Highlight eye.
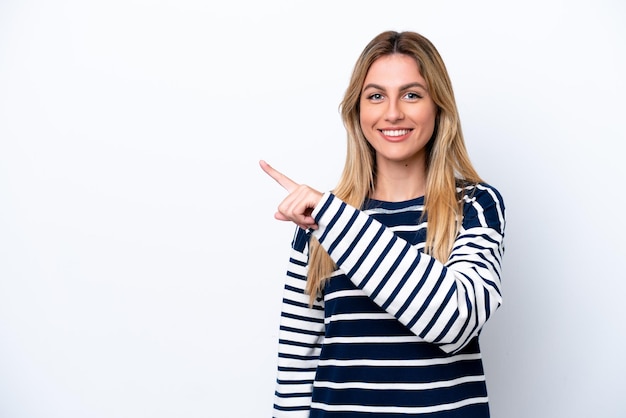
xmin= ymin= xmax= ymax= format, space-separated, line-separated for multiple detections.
xmin=367 ymin=93 xmax=384 ymax=102
xmin=404 ymin=92 xmax=423 ymax=100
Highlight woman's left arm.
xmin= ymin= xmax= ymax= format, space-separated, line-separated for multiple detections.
xmin=311 ymin=185 xmax=505 ymax=354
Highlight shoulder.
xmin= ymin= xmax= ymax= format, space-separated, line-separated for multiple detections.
xmin=458 ymin=182 xmax=505 ymax=208
xmin=458 ymin=182 xmax=506 ymax=234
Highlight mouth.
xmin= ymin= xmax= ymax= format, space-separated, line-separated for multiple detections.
xmin=379 ymin=129 xmax=412 ymax=140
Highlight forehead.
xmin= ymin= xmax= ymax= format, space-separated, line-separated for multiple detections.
xmin=363 ymin=54 xmax=425 ymax=87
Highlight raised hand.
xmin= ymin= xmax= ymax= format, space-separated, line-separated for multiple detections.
xmin=259 ymin=160 xmax=323 ymax=230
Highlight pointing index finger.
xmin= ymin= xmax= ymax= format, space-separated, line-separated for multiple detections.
xmin=259 ymin=160 xmax=299 ymax=193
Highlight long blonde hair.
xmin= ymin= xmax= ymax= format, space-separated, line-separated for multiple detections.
xmin=306 ymin=31 xmax=482 ymax=304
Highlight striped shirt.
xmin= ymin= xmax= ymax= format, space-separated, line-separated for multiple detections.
xmin=273 ymin=183 xmax=505 ymax=417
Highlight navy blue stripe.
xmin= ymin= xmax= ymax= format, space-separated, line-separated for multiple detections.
xmin=314 ymin=358 xmax=485 ymax=384
xmin=370 ymin=242 xmax=409 ymax=300
xmin=359 ymin=234 xmax=398 ymax=289
xmin=284 ymin=284 xmax=305 ymax=294
xmin=314 ymin=194 xmax=335 ymax=223
xmin=280 ymin=325 xmax=323 ymax=337
xmin=434 ymin=309 xmax=460 ymax=343
xmin=404 ymin=260 xmax=444 ymax=327
xmin=327 ymin=210 xmax=359 ymax=256
xmin=308 ymin=403 xmax=489 ymax=418
xmin=310 ymin=380 xmax=488 ymax=408
xmin=419 ymin=284 xmax=456 ymax=338
xmin=278 ymin=352 xmax=321 ymax=361
xmin=286 ymin=270 xmax=306 ymax=281
xmin=289 ymin=256 xmax=308 ymax=268
xmin=274 ymin=404 xmax=310 ymax=412
xmin=336 ymin=216 xmax=374 ymax=266
xmin=274 ymin=390 xmax=314 ymax=398
xmin=445 ymin=280 xmax=474 ymax=346
xmin=278 ymin=339 xmax=322 ymax=349
xmin=282 ymin=311 xmax=324 ymax=324
xmin=319 ymin=339 xmax=481 ymax=360
xmin=348 ymin=224 xmax=386 ymax=278
xmin=316 ymin=198 xmax=345 ymax=244
xmin=381 ymin=253 xmax=422 ymax=311
xmin=282 ymin=297 xmax=315 ymax=310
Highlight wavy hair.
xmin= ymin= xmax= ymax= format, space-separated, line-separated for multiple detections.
xmin=306 ymin=31 xmax=482 ymax=304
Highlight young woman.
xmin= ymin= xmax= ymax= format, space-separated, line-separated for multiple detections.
xmin=261 ymin=30 xmax=505 ymax=418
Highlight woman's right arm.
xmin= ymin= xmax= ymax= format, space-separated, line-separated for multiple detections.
xmin=273 ymin=227 xmax=325 ymax=417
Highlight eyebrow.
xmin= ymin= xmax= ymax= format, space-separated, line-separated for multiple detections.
xmin=362 ymin=82 xmax=428 ymax=92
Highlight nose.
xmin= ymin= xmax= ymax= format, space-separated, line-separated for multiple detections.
xmin=384 ymin=99 xmax=404 ymax=122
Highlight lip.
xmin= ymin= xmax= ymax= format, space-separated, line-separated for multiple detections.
xmin=378 ymin=128 xmax=413 ymax=142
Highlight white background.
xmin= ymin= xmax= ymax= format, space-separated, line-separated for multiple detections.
xmin=1 ymin=1 xmax=625 ymax=417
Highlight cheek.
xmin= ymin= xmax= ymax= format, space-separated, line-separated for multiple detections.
xmin=358 ymin=113 xmax=370 ymax=135
xmin=359 ymin=114 xmax=377 ymax=143
xmin=428 ymin=114 xmax=437 ymax=131
xmin=422 ymin=106 xmax=438 ymax=131
xmin=359 ymin=106 xmax=376 ymax=131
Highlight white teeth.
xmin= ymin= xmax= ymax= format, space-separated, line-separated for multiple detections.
xmin=381 ymin=129 xmax=410 ymax=137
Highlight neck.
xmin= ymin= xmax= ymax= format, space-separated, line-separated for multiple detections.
xmin=370 ymin=158 xmax=427 ymax=202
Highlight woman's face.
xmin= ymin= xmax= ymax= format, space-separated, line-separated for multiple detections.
xmin=359 ymin=54 xmax=437 ymax=168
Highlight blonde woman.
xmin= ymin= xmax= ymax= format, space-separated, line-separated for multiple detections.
xmin=261 ymin=30 xmax=505 ymax=417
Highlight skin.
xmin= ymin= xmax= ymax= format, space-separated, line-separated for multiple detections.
xmin=360 ymin=54 xmax=437 ymax=201
xmin=261 ymin=53 xmax=437 ymax=229
xmin=259 ymin=159 xmax=321 ymax=231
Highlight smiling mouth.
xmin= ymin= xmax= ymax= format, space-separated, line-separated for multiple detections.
xmin=380 ymin=129 xmax=412 ymax=137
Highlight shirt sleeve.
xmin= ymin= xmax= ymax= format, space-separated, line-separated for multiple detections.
xmin=273 ymin=227 xmax=325 ymax=416
xmin=310 ymin=185 xmax=505 ymax=354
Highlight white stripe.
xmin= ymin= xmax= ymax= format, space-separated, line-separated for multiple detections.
xmin=324 ymin=289 xmax=365 ymax=301
xmin=317 ymin=196 xmax=359 ymax=249
xmin=368 ymin=250 xmax=419 ymax=307
xmin=284 ymin=274 xmax=307 ymax=291
xmin=317 ymin=353 xmax=481 ymax=367
xmin=281 ymin=302 xmax=324 ymax=321
xmin=279 ymin=330 xmax=323 ymax=345
xmin=325 ymin=312 xmax=393 ymax=323
xmin=397 ymin=262 xmax=452 ymax=330
xmin=275 ymin=395 xmax=315 ymax=408
xmin=282 ymin=289 xmax=313 ymax=307
xmin=277 ymin=343 xmax=322 ymax=357
xmin=331 ymin=223 xmax=383 ymax=285
xmin=277 ymin=357 xmax=320 ymax=369
xmin=276 ymin=372 xmax=317 ymax=386
xmin=364 ymin=204 xmax=424 ymax=215
xmin=275 ymin=383 xmax=314 ymax=395
xmin=314 ymin=374 xmax=485 ymax=390
xmin=389 ymin=223 xmax=427 ymax=233
xmin=281 ymin=316 xmax=323 ymax=332
xmin=478 ymin=183 xmax=505 ymax=233
xmin=350 ymin=228 xmax=396 ymax=282
xmin=311 ymin=396 xmax=489 ymax=413
xmin=322 ymin=335 xmax=422 ymax=344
